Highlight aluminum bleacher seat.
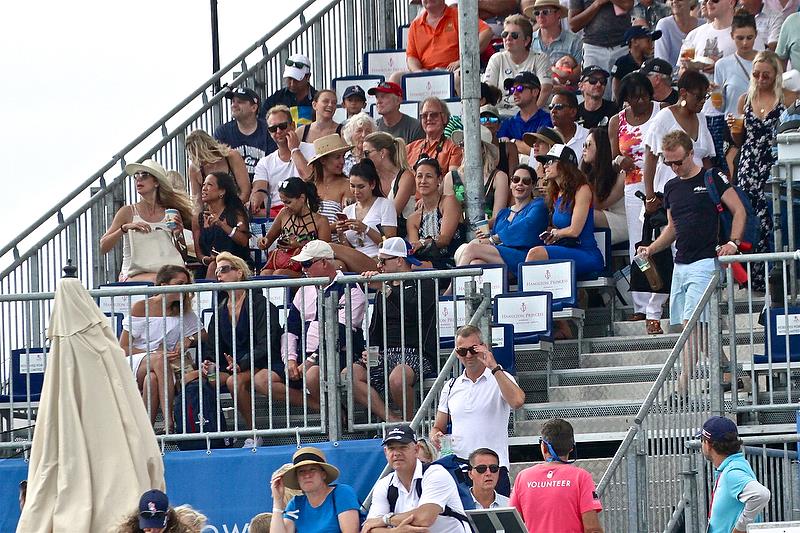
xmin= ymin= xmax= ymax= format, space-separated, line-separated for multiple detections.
xmin=576 ymin=228 xmax=616 ymax=332
xmin=105 ymin=312 xmax=124 ymax=337
xmin=363 ymin=49 xmax=407 ymax=80
xmin=401 ymin=71 xmax=455 ymax=102
xmin=332 ymin=75 xmax=385 ymax=108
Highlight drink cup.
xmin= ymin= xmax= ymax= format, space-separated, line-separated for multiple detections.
xmin=730 ymin=116 xmax=744 ymax=134
xmin=475 ymin=218 xmax=490 ymax=238
xmin=710 ymin=91 xmax=723 ymax=110
xmin=165 ymin=208 xmax=179 ymax=230
xmin=440 ymin=434 xmax=454 ymax=455
xmin=681 ymin=47 xmax=695 ymax=61
xmin=633 ymin=254 xmax=651 ymax=272
xmin=367 ymin=346 xmax=380 ymax=368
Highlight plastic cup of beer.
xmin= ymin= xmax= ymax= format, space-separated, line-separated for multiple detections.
xmin=367 ymin=346 xmax=380 ymax=368
xmin=710 ymin=91 xmax=723 ymax=110
xmin=681 ymin=47 xmax=696 ymax=61
xmin=730 ymin=115 xmax=744 ymax=134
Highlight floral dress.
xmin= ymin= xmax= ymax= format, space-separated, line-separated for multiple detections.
xmin=735 ymin=102 xmax=784 ymax=291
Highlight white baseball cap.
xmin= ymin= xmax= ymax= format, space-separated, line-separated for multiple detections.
xmin=378 ymin=237 xmax=422 ymax=266
xmin=284 ymin=53 xmax=311 ymax=81
xmin=293 ymin=240 xmax=334 ymax=263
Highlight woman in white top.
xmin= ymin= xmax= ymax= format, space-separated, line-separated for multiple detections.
xmin=654 ymin=0 xmax=701 ymax=68
xmin=363 ymin=132 xmax=416 ymax=238
xmin=483 ymin=14 xmax=553 ymax=113
xmin=581 ymin=128 xmax=627 ymax=245
xmin=341 ymin=112 xmax=375 ymax=176
xmin=118 ymin=265 xmax=202 ymax=433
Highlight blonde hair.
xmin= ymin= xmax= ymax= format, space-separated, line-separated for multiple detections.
xmin=186 ymin=129 xmax=231 ymax=165
xmin=746 ymin=50 xmax=784 ymax=109
xmin=364 ymin=131 xmax=411 ymax=171
xmin=215 ymin=251 xmax=252 ymax=279
xmin=342 ymin=112 xmax=376 ymax=144
xmin=249 ymin=512 xmax=273 ymax=533
xmin=173 ymin=505 xmax=207 ymax=532
xmin=166 ymin=170 xmax=186 ymax=191
xmin=267 ymin=104 xmax=293 ymax=123
xmin=661 ymin=130 xmax=694 ymax=154
xmin=503 ymin=14 xmax=534 ymax=49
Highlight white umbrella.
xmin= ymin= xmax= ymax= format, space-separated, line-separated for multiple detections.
xmin=17 ymin=275 xmax=165 ymax=533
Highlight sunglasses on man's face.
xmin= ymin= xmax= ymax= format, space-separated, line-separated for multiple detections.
xmin=549 ymin=103 xmax=567 ymax=111
xmin=471 ymin=464 xmax=500 ymax=474
xmin=285 ymin=59 xmax=310 ymax=69
xmin=455 ymin=345 xmax=480 ymax=357
xmin=501 ymin=31 xmax=520 ymax=39
xmin=300 ymin=259 xmax=320 ymax=269
xmin=533 ymin=8 xmax=556 ymax=16
xmin=511 ymin=175 xmax=533 ymax=185
xmin=509 ymin=84 xmax=534 ymax=94
xmin=268 ymin=121 xmax=289 ymax=133
xmin=584 ymin=77 xmax=607 ymax=86
xmin=480 ymin=115 xmax=500 ymax=124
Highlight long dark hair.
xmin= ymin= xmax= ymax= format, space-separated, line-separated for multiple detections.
xmin=349 ymin=159 xmax=385 ymax=197
xmin=580 ymin=128 xmax=616 ymax=203
xmin=198 ymin=171 xmax=248 ymax=227
xmin=279 ymin=176 xmax=321 ymax=212
xmin=155 ymin=265 xmax=194 ymax=313
xmin=549 ymin=160 xmax=589 ymax=212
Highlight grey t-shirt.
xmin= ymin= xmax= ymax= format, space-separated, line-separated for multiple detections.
xmin=569 ymin=0 xmax=631 ymax=47
xmin=376 ymin=114 xmax=425 ymax=144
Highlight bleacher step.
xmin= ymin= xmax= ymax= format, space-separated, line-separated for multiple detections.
xmin=515 ymin=415 xmax=636 ymax=437
xmin=548 ymin=381 xmax=653 ymax=403
xmin=613 ymin=318 xmax=675 ymax=336
xmin=580 ymin=349 xmax=672 ymax=368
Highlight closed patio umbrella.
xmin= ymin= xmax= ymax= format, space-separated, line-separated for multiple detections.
xmin=17 ymin=273 xmax=165 ymax=532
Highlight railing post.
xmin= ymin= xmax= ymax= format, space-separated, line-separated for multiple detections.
xmin=682 ymin=453 xmax=700 ymax=533
xmin=634 ymin=431 xmax=649 ymax=531
xmin=708 ymin=277 xmax=724 ymax=416
xmin=625 ymin=434 xmax=642 ymax=533
xmin=771 ymin=165 xmax=783 ymax=252
xmin=344 ymin=0 xmax=357 ymax=74
xmin=311 ymin=20 xmax=325 ymax=93
xmin=362 ymin=1 xmax=377 ymax=53
xmin=323 ymin=291 xmax=342 ymax=442
xmin=479 ymin=282 xmax=492 ymax=342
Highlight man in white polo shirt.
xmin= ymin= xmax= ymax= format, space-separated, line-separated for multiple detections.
xmin=430 ymin=325 xmax=525 ymax=497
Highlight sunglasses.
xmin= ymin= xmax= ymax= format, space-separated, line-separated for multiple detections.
xmin=471 ymin=464 xmax=500 ymax=474
xmin=215 ymin=264 xmax=238 ymax=276
xmin=549 ymin=103 xmax=567 ymax=111
xmin=511 ymin=175 xmax=533 ymax=185
xmin=300 ymin=259 xmax=322 ymax=269
xmin=543 ymin=159 xmax=557 ymax=167
xmin=455 ymin=345 xmax=480 ymax=357
xmin=419 ymin=111 xmax=442 ymax=120
xmin=376 ymin=256 xmax=400 ymax=267
xmin=509 ymin=84 xmax=534 ymax=94
xmin=501 ymin=31 xmax=520 ymax=39
xmin=268 ymin=121 xmax=289 ymax=133
xmin=533 ymin=8 xmax=556 ymax=16
xmin=584 ymin=77 xmax=607 ymax=86
xmin=480 ymin=116 xmax=500 ymax=124
xmin=285 ymin=59 xmax=310 ymax=69
xmin=139 ymin=511 xmax=166 ymax=519
xmin=663 ymin=155 xmax=688 ymax=167
xmin=133 ymin=171 xmax=153 ymax=180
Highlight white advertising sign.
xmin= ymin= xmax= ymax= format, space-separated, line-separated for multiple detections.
xmin=454 ymin=267 xmax=504 ymax=297
xmin=19 ymin=352 xmax=45 ymax=374
xmin=775 ymin=314 xmax=800 ymax=335
xmin=364 ymin=51 xmax=408 ymax=80
xmin=438 ymin=299 xmax=467 ymax=339
xmin=403 ymin=73 xmax=453 ymax=102
xmin=495 ymin=296 xmax=548 ymax=333
xmin=521 ymin=262 xmax=572 ymax=300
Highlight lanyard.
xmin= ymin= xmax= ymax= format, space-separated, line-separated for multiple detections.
xmin=706 ymin=472 xmax=722 ymax=532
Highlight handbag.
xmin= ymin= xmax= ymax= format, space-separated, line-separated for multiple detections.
xmin=127 ymin=227 xmax=185 ymax=276
xmin=630 ymin=210 xmax=673 ymax=294
xmin=265 ymin=246 xmax=303 ymax=272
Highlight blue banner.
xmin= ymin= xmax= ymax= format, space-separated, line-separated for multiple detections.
xmin=0 ymin=439 xmax=387 ymax=532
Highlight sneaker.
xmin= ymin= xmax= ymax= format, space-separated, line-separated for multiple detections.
xmin=242 ymin=436 xmax=263 ymax=448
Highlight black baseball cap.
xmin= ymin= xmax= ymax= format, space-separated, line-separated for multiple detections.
xmin=225 ymin=87 xmax=259 ymax=105
xmin=641 ymin=58 xmax=673 ymax=77
xmin=624 ymin=26 xmax=662 ymax=45
xmin=580 ymin=65 xmax=610 ymax=81
xmin=504 ymin=71 xmax=542 ymax=90
xmin=382 ymin=424 xmax=417 ymax=445
xmin=535 ymin=144 xmax=579 ymax=167
xmin=343 ymin=85 xmax=366 ymax=101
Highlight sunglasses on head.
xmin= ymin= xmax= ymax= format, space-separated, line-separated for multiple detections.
xmin=509 ymin=84 xmax=534 ymax=94
xmin=268 ymin=121 xmax=289 ymax=133
xmin=511 ymin=174 xmax=533 ymax=185
xmin=471 ymin=464 xmax=500 ymax=474
xmin=501 ymin=31 xmax=520 ymax=39
xmin=533 ymin=8 xmax=556 ymax=16
xmin=215 ymin=264 xmax=238 ymax=276
xmin=480 ymin=115 xmax=500 ymax=124
xmin=285 ymin=59 xmax=310 ymax=69
xmin=455 ymin=345 xmax=479 ymax=357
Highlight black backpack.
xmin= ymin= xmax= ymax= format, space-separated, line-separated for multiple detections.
xmin=173 ymin=379 xmax=229 ymax=450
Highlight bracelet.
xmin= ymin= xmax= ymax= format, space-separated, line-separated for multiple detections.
xmin=229 ymin=226 xmax=237 ymax=237
xmin=272 ymin=507 xmax=285 ymax=513
xmin=290 ymin=148 xmax=301 ymax=155
xmin=645 ymin=196 xmax=657 ymax=204
xmin=256 ymin=188 xmax=269 ymax=195
xmin=202 ymin=256 xmax=210 ymax=266
xmin=121 ymin=225 xmax=128 ymax=234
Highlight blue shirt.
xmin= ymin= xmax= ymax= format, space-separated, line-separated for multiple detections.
xmin=708 ymin=453 xmax=761 ymax=533
xmin=284 ymin=484 xmax=360 ymax=533
xmin=497 ymin=108 xmax=553 ymax=141
xmin=531 ymin=29 xmax=584 ymax=66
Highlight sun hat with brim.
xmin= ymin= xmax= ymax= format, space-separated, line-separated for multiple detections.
xmin=281 ymin=447 xmax=340 ymax=490
xmin=379 ymin=237 xmax=422 ymax=266
xmin=292 ymin=240 xmax=335 ymax=263
xmin=307 ymin=134 xmax=353 ymax=165
xmin=523 ymin=126 xmax=564 ymax=148
xmin=449 ymin=127 xmax=499 ymax=162
xmin=523 ymin=0 xmax=567 ymax=18
xmin=535 ymin=143 xmax=579 ymax=167
xmin=125 ymin=159 xmax=169 ymax=185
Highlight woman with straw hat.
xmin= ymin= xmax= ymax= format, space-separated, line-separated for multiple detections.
xmin=270 ymin=447 xmax=360 ymax=533
xmin=307 ymin=134 xmax=354 ymax=233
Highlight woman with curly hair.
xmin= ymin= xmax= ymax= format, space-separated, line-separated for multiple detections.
xmin=186 ymin=129 xmax=250 ymax=208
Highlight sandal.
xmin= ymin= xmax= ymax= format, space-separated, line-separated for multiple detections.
xmin=627 ymin=312 xmax=646 ymax=321
xmin=646 ymin=319 xmax=664 ymax=335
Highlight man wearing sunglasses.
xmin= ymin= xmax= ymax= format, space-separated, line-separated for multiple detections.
xmin=498 ymin=71 xmax=553 ymax=156
xmin=577 ymin=66 xmax=619 ymax=129
xmin=550 ymin=88 xmax=590 ymax=165
xmin=430 ymin=325 xmax=525 ymax=497
xmin=468 ymin=448 xmax=510 ymax=509
xmin=527 ymin=0 xmax=585 ymax=68
xmin=260 ymin=53 xmax=316 ymax=126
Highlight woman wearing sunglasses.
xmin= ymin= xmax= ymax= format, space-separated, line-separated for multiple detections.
xmin=296 ymin=89 xmax=343 ymax=145
xmin=480 ymin=104 xmax=519 ymax=175
xmin=483 ymin=14 xmax=553 ymax=115
xmin=186 ymin=129 xmax=250 ymax=210
xmin=456 ymin=164 xmax=547 ymax=272
xmin=405 ymin=97 xmax=463 ymax=174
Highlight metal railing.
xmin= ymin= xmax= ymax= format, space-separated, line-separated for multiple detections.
xmin=0 ymin=0 xmax=409 ymax=296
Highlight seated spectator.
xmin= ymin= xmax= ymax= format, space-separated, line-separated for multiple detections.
xmin=406 ymin=97 xmax=464 ymax=172
xmin=481 ymin=81 xmax=504 ymax=108
xmin=523 ymin=126 xmax=565 ymax=182
xmin=193 ymin=172 xmax=251 ymax=279
xmin=341 ymin=112 xmax=375 ymax=176
xmin=481 ymin=104 xmax=519 ymax=175
xmin=296 ymin=89 xmax=343 ymax=144
xmin=201 ymin=252 xmax=300 ymax=447
xmin=407 ymin=157 xmax=466 ymax=269
xmin=417 ymin=437 xmax=438 ymax=463
xmin=581 ymin=128 xmax=628 ymax=244
xmin=349 ymin=237 xmax=437 ymax=422
xmin=251 ymin=105 xmax=315 ymax=217
xmin=551 ymin=54 xmax=581 ymax=92
xmin=577 ymin=66 xmax=619 ymax=128
xmin=100 ymin=159 xmax=193 ymax=282
xmin=270 ymin=447 xmax=360 ymax=533
xmin=456 ymin=164 xmax=548 ymax=271
xmin=369 ymin=82 xmax=424 ymax=144
xmin=527 ymin=144 xmax=604 ymax=276
xmin=484 ymin=14 xmax=554 ymax=114
xmin=186 ymin=129 xmax=250 ymax=209
xmin=611 ymin=27 xmax=662 ymax=99
xmin=654 ymin=0 xmax=701 ymax=69
xmin=116 ymin=489 xmax=194 ymax=533
xmin=214 ymin=87 xmax=276 ymax=181
xmin=777 ymin=13 xmax=800 ymax=70
xmin=119 ymin=265 xmax=201 ymax=433
xmin=642 ymin=58 xmax=679 ymax=105
xmin=282 ymin=241 xmax=366 ymax=412
xmin=261 ymin=54 xmax=316 ymax=125
xmin=469 ymin=448 xmax=511 ymax=509
xmin=528 ymin=0 xmax=584 ymax=67
xmin=633 ymin=0 xmax=672 ymax=29
xmin=445 ymin=126 xmax=510 ymax=222
xmin=550 ymin=88 xmax=591 ymax=165
xmin=498 ymin=72 xmax=553 ymax=156
xmin=307 ymin=134 xmax=354 ymax=232
xmin=363 ymin=132 xmax=416 ymax=237
xmin=341 ymin=85 xmax=367 ymax=124
xmin=258 ymin=177 xmax=331 ymax=277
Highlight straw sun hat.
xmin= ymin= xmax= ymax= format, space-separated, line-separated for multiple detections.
xmin=307 ymin=134 xmax=353 ymax=165
xmin=281 ymin=446 xmax=341 ymax=490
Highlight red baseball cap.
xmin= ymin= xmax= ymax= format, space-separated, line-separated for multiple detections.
xmin=368 ymin=81 xmax=403 ymax=98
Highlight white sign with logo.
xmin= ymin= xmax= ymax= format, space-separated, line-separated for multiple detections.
xmin=454 ymin=267 xmax=505 ymax=297
xmin=775 ymin=314 xmax=800 ymax=335
xmin=98 ymin=293 xmax=147 ymax=316
xmin=438 ymin=299 xmax=467 ymax=339
xmin=490 ymin=326 xmax=506 ymax=348
xmin=364 ymin=50 xmax=408 ymax=79
xmin=19 ymin=352 xmax=45 ymax=374
xmin=520 ymin=262 xmax=572 ymax=300
xmin=495 ymin=296 xmax=548 ymax=333
xmin=403 ymin=73 xmax=453 ymax=102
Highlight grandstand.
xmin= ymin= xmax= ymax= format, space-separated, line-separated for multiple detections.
xmin=1 ymin=1 xmax=800 ymax=531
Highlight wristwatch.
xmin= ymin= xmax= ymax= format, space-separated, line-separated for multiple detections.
xmin=383 ymin=512 xmax=395 ymax=526
xmin=491 ymin=364 xmax=503 ymax=375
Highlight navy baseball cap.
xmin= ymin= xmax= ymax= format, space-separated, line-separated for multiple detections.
xmin=641 ymin=58 xmax=673 ymax=77
xmin=343 ymin=85 xmax=366 ymax=101
xmin=624 ymin=26 xmax=662 ymax=45
xmin=696 ymin=416 xmax=739 ymax=442
xmin=225 ymin=87 xmax=259 ymax=105
xmin=382 ymin=424 xmax=417 ymax=445
xmin=139 ymin=489 xmax=169 ymax=529
xmin=504 ymin=71 xmax=542 ymax=90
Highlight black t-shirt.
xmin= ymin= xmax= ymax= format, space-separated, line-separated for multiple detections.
xmin=213 ymin=119 xmax=276 ymax=181
xmin=663 ymin=168 xmax=731 ymax=264
xmin=611 ymin=53 xmax=641 ymax=80
xmin=657 ymin=88 xmax=680 ymax=106
xmin=578 ymin=99 xmax=619 ymax=128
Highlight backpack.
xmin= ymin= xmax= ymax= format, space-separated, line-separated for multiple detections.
xmin=704 ymin=169 xmax=759 ymax=248
xmin=173 ymin=379 xmax=229 ymax=450
xmin=387 ymin=456 xmax=476 ymax=529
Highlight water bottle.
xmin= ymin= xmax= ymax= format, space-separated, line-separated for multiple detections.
xmin=439 ymin=434 xmax=454 ymax=456
xmin=634 ymin=254 xmax=664 ymax=291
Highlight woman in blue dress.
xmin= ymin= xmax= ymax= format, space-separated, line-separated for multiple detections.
xmin=526 ymin=144 xmax=604 ymax=276
xmin=456 ymin=164 xmax=548 ymax=270
xmin=270 ymin=446 xmax=360 ymax=533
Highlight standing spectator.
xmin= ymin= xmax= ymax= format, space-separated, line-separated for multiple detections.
xmin=510 ymin=419 xmax=604 ymax=533
xmin=740 ymin=0 xmax=782 ymax=52
xmin=524 ymin=126 xmax=564 ymax=182
xmin=632 ymin=0 xmax=672 ymax=29
xmin=481 ymin=105 xmax=519 ymax=175
xmin=714 ymin=12 xmax=758 ymax=118
xmin=363 ymin=132 xmax=416 ymax=235
xmin=370 ymin=82 xmax=425 ymax=144
xmin=777 ymin=13 xmax=800 ymax=71
xmin=406 ymin=97 xmax=464 ymax=172
xmin=497 ymin=72 xmax=553 ymax=156
xmin=609 ymin=72 xmax=666 ymax=329
xmin=251 ymin=105 xmax=315 ymax=217
xmin=261 ymin=53 xmax=316 ymax=125
xmin=729 ymin=50 xmax=787 ymax=291
xmin=430 ymin=325 xmax=525 ymax=496
xmin=698 ymin=416 xmax=770 ymax=533
xmin=469 ymin=448 xmax=510 ymax=510
xmin=484 ymin=14 xmax=554 ymax=114
xmin=577 ymin=66 xmax=619 ymax=129
xmin=550 ymin=88 xmax=591 ymax=166
xmin=654 ymin=0 xmax=701 ymax=68
xmin=307 ymin=134 xmax=354 ymax=230
xmin=341 ymin=112 xmax=376 ymax=176
xmin=766 ymin=0 xmax=799 ymax=22
xmin=341 ymin=85 xmax=367 ymax=123
xmin=296 ymin=89 xmax=343 ymax=144
xmin=581 ymin=128 xmax=627 ymax=245
xmin=186 ymin=130 xmax=250 ymax=209
xmin=568 ymin=0 xmax=633 ymax=99
xmin=528 ymin=0 xmax=584 ymax=67
xmin=214 ymin=87 xmax=276 ymax=181
xmin=611 ymin=27 xmax=662 ymax=99
xmin=641 ymin=58 xmax=680 ymax=105
xmin=364 ymin=425 xmax=468 ymax=532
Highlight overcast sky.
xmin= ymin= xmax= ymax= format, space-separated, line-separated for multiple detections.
xmin=0 ymin=1 xmax=294 ymax=255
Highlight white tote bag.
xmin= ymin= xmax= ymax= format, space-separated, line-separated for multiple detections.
xmin=127 ymin=227 xmax=184 ymax=276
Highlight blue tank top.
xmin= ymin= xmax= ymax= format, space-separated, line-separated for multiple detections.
xmin=552 ymin=195 xmax=598 ymax=251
